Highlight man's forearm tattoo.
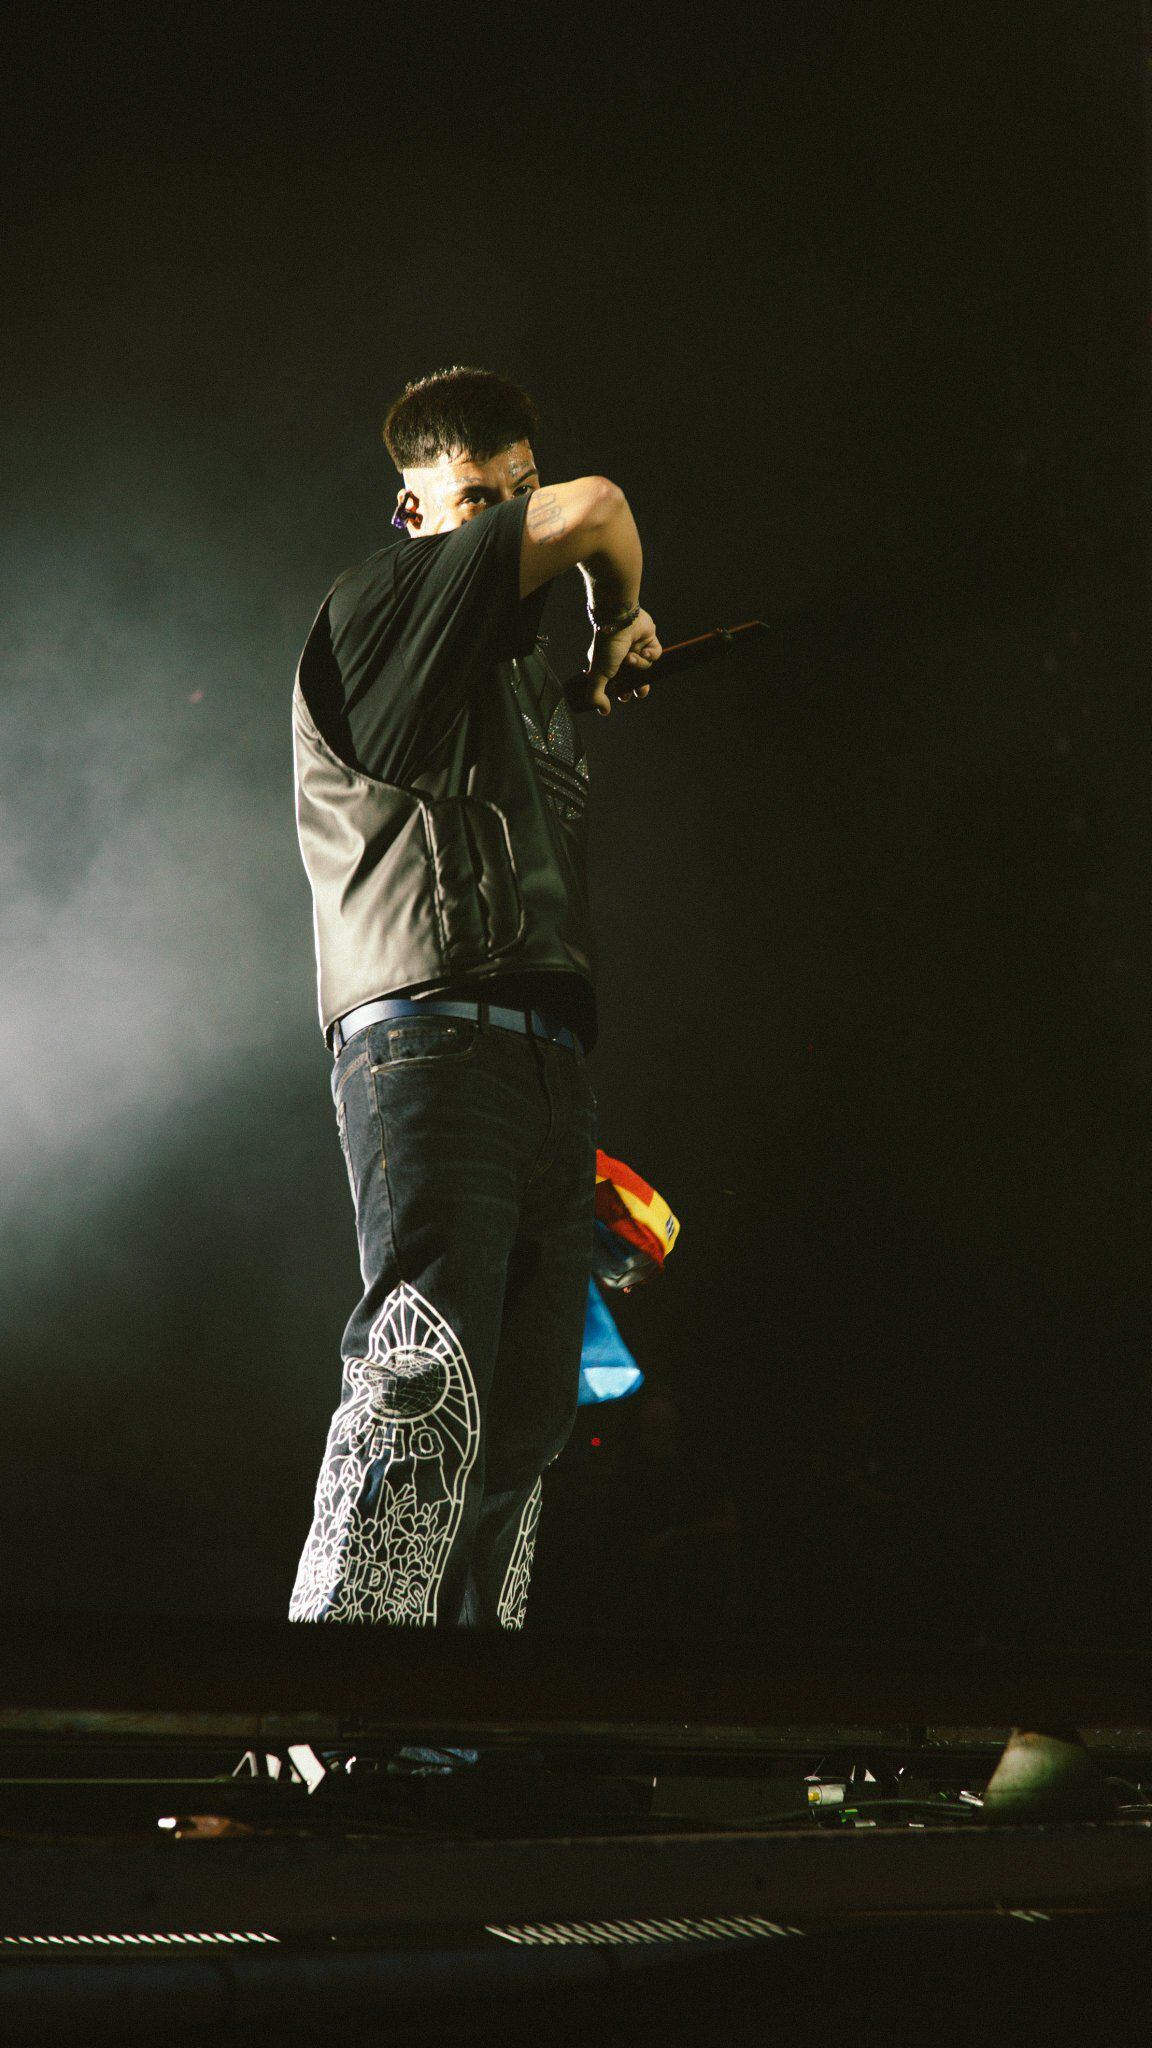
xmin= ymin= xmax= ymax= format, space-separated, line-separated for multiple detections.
xmin=526 ymin=489 xmax=566 ymax=539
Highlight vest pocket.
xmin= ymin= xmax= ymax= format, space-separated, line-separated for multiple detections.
xmin=422 ymin=798 xmax=525 ymax=968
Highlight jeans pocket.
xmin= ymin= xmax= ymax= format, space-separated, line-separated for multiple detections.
xmin=335 ymin=1096 xmax=357 ymax=1204
xmin=370 ymin=1018 xmax=480 ymax=1068
xmin=333 ymin=1051 xmax=387 ymax=1199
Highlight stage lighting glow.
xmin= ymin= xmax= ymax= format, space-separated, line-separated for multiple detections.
xmin=487 ymin=1916 xmax=802 ymax=1947
xmin=0 ymin=1932 xmax=279 ymax=1947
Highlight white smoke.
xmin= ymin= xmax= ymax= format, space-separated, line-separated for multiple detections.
xmin=0 ymin=462 xmax=328 ymax=1258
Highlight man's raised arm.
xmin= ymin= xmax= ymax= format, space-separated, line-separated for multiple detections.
xmin=520 ymin=478 xmax=660 ymax=716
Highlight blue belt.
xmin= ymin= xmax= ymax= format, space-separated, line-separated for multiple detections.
xmin=331 ymin=996 xmax=583 ymax=1058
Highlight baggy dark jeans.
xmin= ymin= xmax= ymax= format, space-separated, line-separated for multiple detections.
xmin=289 ymin=1012 xmax=597 ymax=1629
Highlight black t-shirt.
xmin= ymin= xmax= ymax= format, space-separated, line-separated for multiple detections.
xmin=320 ymin=495 xmax=592 ymax=1043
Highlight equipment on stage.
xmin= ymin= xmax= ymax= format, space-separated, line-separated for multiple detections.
xmin=577 ymin=1151 xmax=681 ymax=1408
xmin=593 ymin=1149 xmax=681 ymax=1288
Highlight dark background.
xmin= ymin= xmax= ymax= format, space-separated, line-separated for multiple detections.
xmin=1 ymin=2 xmax=1148 ymax=1641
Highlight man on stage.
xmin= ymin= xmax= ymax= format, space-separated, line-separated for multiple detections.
xmin=289 ymin=366 xmax=659 ymax=1627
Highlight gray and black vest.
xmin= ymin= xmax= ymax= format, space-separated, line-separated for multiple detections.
xmin=293 ymin=632 xmax=594 ymax=1040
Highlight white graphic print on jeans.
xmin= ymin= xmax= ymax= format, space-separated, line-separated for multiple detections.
xmin=289 ymin=1282 xmax=480 ymax=1625
xmin=497 ymin=1479 xmax=543 ymax=1630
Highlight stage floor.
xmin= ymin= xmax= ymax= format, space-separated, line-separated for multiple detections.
xmin=3 ymin=1618 xmax=1152 ymax=2034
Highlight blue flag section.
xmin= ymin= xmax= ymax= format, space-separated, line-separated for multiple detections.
xmin=576 ymin=1280 xmax=644 ymax=1407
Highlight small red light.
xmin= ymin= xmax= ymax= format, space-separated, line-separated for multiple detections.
xmin=590 ymin=1436 xmax=602 ymax=1448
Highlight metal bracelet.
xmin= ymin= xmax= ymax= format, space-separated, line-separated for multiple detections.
xmin=588 ymin=601 xmax=640 ymax=635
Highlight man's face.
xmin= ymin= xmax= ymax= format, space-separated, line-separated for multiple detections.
xmin=395 ymin=440 xmax=538 ymax=536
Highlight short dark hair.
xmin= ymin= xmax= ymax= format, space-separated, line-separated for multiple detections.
xmin=382 ymin=366 xmax=540 ymax=471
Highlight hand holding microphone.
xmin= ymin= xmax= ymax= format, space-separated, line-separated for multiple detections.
xmin=565 ymin=618 xmax=769 ymax=717
xmin=581 ymin=604 xmax=663 ymax=718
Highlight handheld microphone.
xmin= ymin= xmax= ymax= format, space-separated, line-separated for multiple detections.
xmin=642 ymin=620 xmax=769 ymax=677
xmin=565 ymin=620 xmax=769 ymax=712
